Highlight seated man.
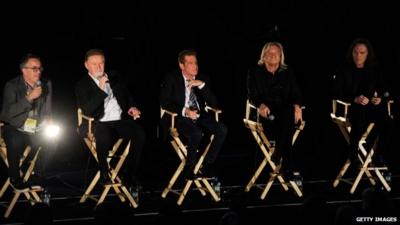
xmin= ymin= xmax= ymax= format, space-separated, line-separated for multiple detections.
xmin=160 ymin=49 xmax=227 ymax=179
xmin=75 ymin=49 xmax=146 ymax=188
xmin=332 ymin=38 xmax=392 ymax=165
xmin=247 ymin=42 xmax=303 ymax=180
xmin=0 ymin=53 xmax=52 ymax=191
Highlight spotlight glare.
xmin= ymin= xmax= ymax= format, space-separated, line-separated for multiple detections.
xmin=45 ymin=124 xmax=61 ymax=139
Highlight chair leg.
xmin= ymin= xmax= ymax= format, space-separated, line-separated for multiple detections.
xmin=375 ymin=170 xmax=391 ymax=192
xmin=162 ymin=160 xmax=185 ymax=198
xmin=80 ymin=172 xmax=100 ymax=203
xmin=261 ymin=171 xmax=278 ymax=200
xmin=4 ymin=192 xmax=21 ymax=218
xmin=201 ymin=179 xmax=220 ymax=202
xmin=0 ymin=178 xmax=10 ymax=199
xmin=333 ymin=159 xmax=351 ymax=187
xmin=177 ymin=180 xmax=193 ymax=205
xmin=194 ymin=180 xmax=207 ymax=196
xmin=245 ymin=158 xmax=268 ymax=192
xmin=120 ymin=185 xmax=138 ymax=208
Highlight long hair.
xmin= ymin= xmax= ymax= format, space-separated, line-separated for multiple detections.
xmin=257 ymin=42 xmax=287 ymax=70
xmin=345 ymin=38 xmax=377 ymax=67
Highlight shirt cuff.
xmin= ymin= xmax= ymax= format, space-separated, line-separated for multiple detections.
xmin=198 ymin=82 xmax=205 ymax=89
xmin=182 ymin=107 xmax=186 ymax=117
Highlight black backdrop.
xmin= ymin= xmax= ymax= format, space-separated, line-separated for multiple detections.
xmin=1 ymin=3 xmax=399 ymax=185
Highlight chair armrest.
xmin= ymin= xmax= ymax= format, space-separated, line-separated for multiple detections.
xmin=388 ymin=100 xmax=394 ymax=118
xmin=205 ymin=106 xmax=222 ymax=122
xmin=77 ymin=108 xmax=95 ymax=139
xmin=245 ymin=100 xmax=258 ymax=121
xmin=160 ymin=108 xmax=178 ymax=129
xmin=332 ymin=99 xmax=351 ymax=119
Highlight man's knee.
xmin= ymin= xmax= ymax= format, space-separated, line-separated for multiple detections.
xmin=131 ymin=126 xmax=146 ymax=144
xmin=216 ymin=123 xmax=228 ymax=137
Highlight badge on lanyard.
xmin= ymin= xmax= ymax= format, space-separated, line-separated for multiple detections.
xmin=23 ymin=118 xmax=37 ymax=133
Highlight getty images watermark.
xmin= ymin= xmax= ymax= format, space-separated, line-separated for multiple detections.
xmin=356 ymin=217 xmax=398 ymax=223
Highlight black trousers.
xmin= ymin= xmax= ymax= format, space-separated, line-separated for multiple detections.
xmin=88 ymin=119 xmax=146 ymax=184
xmin=349 ymin=103 xmax=392 ymax=159
xmin=3 ymin=125 xmax=53 ymax=182
xmin=176 ymin=116 xmax=227 ymax=169
xmin=261 ymin=104 xmax=297 ymax=172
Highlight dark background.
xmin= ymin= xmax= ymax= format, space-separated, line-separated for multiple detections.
xmin=1 ymin=3 xmax=399 ymax=187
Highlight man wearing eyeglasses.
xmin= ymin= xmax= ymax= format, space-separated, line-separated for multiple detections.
xmin=1 ymin=53 xmax=52 ymax=192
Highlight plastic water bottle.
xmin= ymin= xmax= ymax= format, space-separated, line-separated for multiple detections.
xmin=42 ymin=190 xmax=51 ymax=205
xmin=130 ymin=186 xmax=139 ymax=203
xmin=383 ymin=171 xmax=392 ymax=186
xmin=293 ymin=172 xmax=303 ymax=191
xmin=213 ymin=178 xmax=221 ymax=197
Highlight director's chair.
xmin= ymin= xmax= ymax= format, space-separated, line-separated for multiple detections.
xmin=0 ymin=123 xmax=43 ymax=218
xmin=243 ymin=100 xmax=305 ymax=199
xmin=160 ymin=106 xmax=221 ymax=205
xmin=77 ymin=109 xmax=138 ymax=208
xmin=331 ymin=100 xmax=394 ymax=193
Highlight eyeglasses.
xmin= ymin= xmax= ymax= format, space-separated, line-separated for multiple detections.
xmin=24 ymin=67 xmax=44 ymax=73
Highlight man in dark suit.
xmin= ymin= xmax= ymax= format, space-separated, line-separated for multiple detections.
xmin=160 ymin=49 xmax=227 ymax=179
xmin=1 ymin=54 xmax=52 ymax=191
xmin=75 ymin=49 xmax=145 ymax=187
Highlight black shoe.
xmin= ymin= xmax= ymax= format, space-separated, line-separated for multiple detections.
xmin=374 ymin=155 xmax=387 ymax=167
xmin=282 ymin=169 xmax=294 ymax=181
xmin=201 ymin=163 xmax=216 ymax=178
xmin=10 ymin=178 xmax=29 ymax=192
xmin=271 ymin=153 xmax=282 ymax=164
xmin=26 ymin=174 xmax=43 ymax=190
xmin=292 ymin=172 xmax=303 ymax=189
xmin=348 ymin=152 xmax=358 ymax=164
xmin=182 ymin=165 xmax=198 ymax=180
xmin=99 ymin=174 xmax=113 ymax=186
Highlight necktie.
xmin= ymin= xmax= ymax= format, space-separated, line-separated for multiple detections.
xmin=188 ymin=87 xmax=199 ymax=111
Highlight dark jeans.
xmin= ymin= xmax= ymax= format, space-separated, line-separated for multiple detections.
xmin=261 ymin=105 xmax=297 ymax=172
xmin=3 ymin=125 xmax=53 ymax=183
xmin=176 ymin=116 xmax=227 ymax=169
xmin=81 ymin=119 xmax=146 ymax=184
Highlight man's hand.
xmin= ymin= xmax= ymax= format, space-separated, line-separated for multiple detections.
xmin=258 ymin=103 xmax=270 ymax=118
xmin=185 ymin=107 xmax=199 ymax=120
xmin=294 ymin=105 xmax=303 ymax=124
xmin=187 ymin=80 xmax=204 ymax=89
xmin=354 ymin=95 xmax=369 ymax=106
xmin=128 ymin=107 xmax=141 ymax=120
xmin=371 ymin=91 xmax=381 ymax=106
xmin=98 ymin=75 xmax=109 ymax=91
xmin=26 ymin=86 xmax=42 ymax=102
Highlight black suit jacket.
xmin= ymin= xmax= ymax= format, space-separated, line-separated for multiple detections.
xmin=160 ymin=70 xmax=218 ymax=119
xmin=1 ymin=76 xmax=52 ymax=128
xmin=333 ymin=63 xmax=389 ymax=103
xmin=247 ymin=65 xmax=302 ymax=108
xmin=75 ymin=71 xmax=136 ymax=121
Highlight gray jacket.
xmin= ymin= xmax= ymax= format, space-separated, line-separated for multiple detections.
xmin=1 ymin=76 xmax=52 ymax=128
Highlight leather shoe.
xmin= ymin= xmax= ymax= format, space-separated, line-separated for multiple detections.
xmin=99 ymin=174 xmax=113 ymax=186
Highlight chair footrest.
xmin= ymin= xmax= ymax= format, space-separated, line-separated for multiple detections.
xmin=367 ymin=167 xmax=388 ymax=170
xmin=104 ymin=183 xmax=122 ymax=187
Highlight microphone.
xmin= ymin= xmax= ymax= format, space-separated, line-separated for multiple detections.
xmin=266 ymin=114 xmax=275 ymax=121
xmin=383 ymin=91 xmax=390 ymax=98
xmin=35 ymin=80 xmax=41 ymax=88
xmin=97 ymin=73 xmax=110 ymax=83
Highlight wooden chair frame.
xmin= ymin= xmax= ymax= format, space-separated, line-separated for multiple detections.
xmin=77 ymin=109 xmax=138 ymax=208
xmin=0 ymin=123 xmax=42 ymax=218
xmin=160 ymin=106 xmax=221 ymax=205
xmin=331 ymin=100 xmax=393 ymax=193
xmin=243 ymin=100 xmax=304 ymax=199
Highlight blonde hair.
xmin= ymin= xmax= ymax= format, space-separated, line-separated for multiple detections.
xmin=257 ymin=42 xmax=287 ymax=69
